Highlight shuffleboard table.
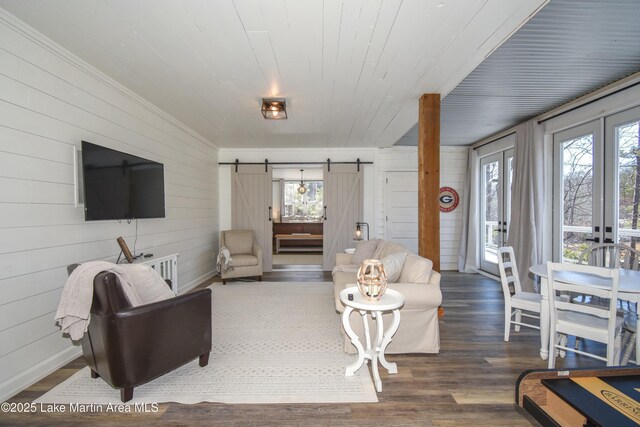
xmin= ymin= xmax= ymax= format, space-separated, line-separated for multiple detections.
xmin=516 ymin=366 xmax=640 ymax=426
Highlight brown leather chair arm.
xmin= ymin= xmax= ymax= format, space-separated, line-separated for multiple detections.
xmin=89 ymin=289 xmax=212 ymax=388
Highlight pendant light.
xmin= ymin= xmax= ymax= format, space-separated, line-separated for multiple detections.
xmin=297 ymin=169 xmax=307 ymax=194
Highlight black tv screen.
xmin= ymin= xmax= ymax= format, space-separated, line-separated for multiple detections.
xmin=81 ymin=141 xmax=165 ymax=221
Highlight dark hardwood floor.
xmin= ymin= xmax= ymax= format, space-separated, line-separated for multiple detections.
xmin=2 ymin=271 xmax=606 ymax=426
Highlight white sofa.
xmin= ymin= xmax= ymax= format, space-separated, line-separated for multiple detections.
xmin=333 ymin=240 xmax=442 ymax=354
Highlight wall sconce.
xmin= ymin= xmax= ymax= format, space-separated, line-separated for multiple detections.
xmin=261 ymin=98 xmax=287 ymax=120
xmin=354 ymin=222 xmax=369 ymax=241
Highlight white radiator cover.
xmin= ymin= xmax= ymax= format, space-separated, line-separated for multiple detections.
xmin=142 ymin=253 xmax=179 ymax=295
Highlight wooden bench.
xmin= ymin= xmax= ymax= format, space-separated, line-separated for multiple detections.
xmin=274 ymin=234 xmax=323 ymax=253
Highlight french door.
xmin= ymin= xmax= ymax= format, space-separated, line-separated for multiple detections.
xmin=553 ymin=106 xmax=640 ymax=262
xmin=479 ymin=149 xmax=514 ymax=275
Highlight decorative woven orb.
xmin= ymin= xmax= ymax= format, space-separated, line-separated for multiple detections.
xmin=356 ymin=259 xmax=388 ymax=301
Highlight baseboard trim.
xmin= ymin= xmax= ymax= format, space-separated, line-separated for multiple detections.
xmin=179 ymin=270 xmax=216 ymax=294
xmin=0 ymin=345 xmax=82 ymax=402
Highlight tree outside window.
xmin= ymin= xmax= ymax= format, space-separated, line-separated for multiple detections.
xmin=283 ymin=180 xmax=324 ymax=220
xmin=617 ymin=121 xmax=640 ymax=250
xmin=561 ymin=120 xmax=640 ymax=262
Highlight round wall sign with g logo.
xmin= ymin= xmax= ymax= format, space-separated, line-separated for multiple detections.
xmin=439 ymin=187 xmax=459 ymax=212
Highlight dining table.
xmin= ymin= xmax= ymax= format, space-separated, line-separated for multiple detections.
xmin=529 ymin=263 xmax=640 ymax=362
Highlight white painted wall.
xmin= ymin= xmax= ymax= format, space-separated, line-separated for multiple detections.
xmin=439 ymin=147 xmax=467 ymax=270
xmin=0 ymin=11 xmax=219 ymax=401
xmin=378 ymin=146 xmax=467 ymax=270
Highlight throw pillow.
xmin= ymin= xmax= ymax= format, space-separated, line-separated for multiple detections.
xmin=351 ymin=239 xmax=378 ymax=265
xmin=373 ymin=240 xmax=411 ymax=260
xmin=381 ymin=252 xmax=408 ymax=283
xmin=398 ymin=254 xmax=433 ymax=284
xmin=123 ymin=264 xmax=174 ymax=304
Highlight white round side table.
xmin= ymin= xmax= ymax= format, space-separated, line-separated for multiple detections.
xmin=339 ymin=286 xmax=405 ymax=392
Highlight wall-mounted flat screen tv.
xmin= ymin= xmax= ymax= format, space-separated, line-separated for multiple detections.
xmin=81 ymin=141 xmax=165 ymax=221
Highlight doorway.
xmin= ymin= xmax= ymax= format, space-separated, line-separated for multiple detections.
xmin=272 ymin=168 xmax=324 ymax=271
xmin=230 ymin=163 xmax=364 ymax=272
xmin=479 ymin=148 xmax=514 ymax=275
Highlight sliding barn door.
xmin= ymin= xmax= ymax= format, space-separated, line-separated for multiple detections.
xmin=323 ymin=164 xmax=364 ymax=270
xmin=231 ymin=165 xmax=273 ymax=272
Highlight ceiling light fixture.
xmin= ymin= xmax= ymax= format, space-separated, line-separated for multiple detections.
xmin=297 ymin=169 xmax=307 ymax=194
xmin=261 ymin=98 xmax=287 ymax=120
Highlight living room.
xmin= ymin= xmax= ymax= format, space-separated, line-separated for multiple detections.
xmin=2 ymin=0 xmax=640 ymax=425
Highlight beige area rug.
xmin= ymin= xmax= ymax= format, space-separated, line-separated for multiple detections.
xmin=35 ymin=282 xmax=377 ymax=405
xmin=272 ymin=253 xmax=323 ymax=265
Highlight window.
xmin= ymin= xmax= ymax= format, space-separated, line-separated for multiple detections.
xmin=282 ymin=180 xmax=324 ymax=220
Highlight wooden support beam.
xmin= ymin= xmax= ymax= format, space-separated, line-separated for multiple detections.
xmin=418 ymin=94 xmax=440 ymax=271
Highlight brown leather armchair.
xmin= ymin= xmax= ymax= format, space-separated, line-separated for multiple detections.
xmin=81 ymin=270 xmax=212 ymax=402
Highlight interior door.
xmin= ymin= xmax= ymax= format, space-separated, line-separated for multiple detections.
xmin=385 ymin=172 xmax=418 ymax=253
xmin=323 ymin=164 xmax=363 ymax=270
xmin=479 ymin=149 xmax=513 ymax=275
xmin=231 ymin=164 xmax=273 ymax=272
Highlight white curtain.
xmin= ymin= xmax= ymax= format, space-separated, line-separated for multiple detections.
xmin=506 ymin=120 xmax=547 ymax=292
xmin=458 ymin=147 xmax=480 ymax=273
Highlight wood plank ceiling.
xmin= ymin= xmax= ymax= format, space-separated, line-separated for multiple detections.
xmin=396 ymin=0 xmax=640 ymax=146
xmin=0 ymin=0 xmax=547 ymax=149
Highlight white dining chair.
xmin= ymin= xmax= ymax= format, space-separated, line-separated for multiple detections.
xmin=579 ymin=242 xmax=640 ymax=306
xmin=497 ymin=247 xmax=540 ymax=342
xmin=576 ymin=242 xmax=638 ymax=361
xmin=546 ymin=262 xmax=625 ymax=368
xmin=578 ymin=242 xmax=640 ymax=270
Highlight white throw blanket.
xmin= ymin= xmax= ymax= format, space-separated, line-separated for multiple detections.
xmin=55 ymin=261 xmax=173 ymax=341
xmin=216 ymin=247 xmax=233 ymax=273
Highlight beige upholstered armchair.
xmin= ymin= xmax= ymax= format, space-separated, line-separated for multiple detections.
xmin=218 ymin=230 xmax=263 ymax=284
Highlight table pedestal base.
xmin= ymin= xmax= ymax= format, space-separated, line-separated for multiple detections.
xmin=342 ymin=307 xmax=401 ymax=392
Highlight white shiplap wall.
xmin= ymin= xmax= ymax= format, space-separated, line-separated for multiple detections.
xmin=439 ymin=147 xmax=467 ymax=270
xmin=0 ymin=11 xmax=219 ymax=401
xmin=377 ymin=146 xmax=467 ymax=270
